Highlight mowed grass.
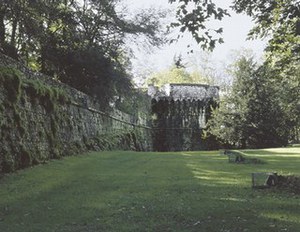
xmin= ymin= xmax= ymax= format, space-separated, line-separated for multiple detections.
xmin=0 ymin=147 xmax=300 ymax=232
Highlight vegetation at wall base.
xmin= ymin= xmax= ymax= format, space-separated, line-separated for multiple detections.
xmin=0 ymin=147 xmax=299 ymax=232
xmin=82 ymin=129 xmax=145 ymax=152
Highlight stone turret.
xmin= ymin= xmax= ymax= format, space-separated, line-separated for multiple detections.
xmin=149 ymin=83 xmax=219 ymax=151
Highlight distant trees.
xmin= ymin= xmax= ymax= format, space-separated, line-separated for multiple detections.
xmin=147 ymin=65 xmax=192 ymax=87
xmin=0 ymin=0 xmax=167 ymax=108
xmin=147 ymin=53 xmax=218 ymax=87
xmin=147 ymin=65 xmax=216 ymax=87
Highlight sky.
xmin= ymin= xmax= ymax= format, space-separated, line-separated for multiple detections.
xmin=123 ymin=0 xmax=267 ymax=86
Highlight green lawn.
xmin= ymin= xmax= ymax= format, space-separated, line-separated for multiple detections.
xmin=0 ymin=147 xmax=300 ymax=232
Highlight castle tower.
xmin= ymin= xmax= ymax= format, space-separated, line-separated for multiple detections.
xmin=148 ymin=84 xmax=219 ymax=151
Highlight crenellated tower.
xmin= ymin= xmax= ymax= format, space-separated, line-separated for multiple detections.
xmin=148 ymin=83 xmax=219 ymax=151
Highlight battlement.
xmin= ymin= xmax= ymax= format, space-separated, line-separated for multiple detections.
xmin=148 ymin=83 xmax=219 ymax=101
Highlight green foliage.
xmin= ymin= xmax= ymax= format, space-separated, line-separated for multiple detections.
xmin=0 ymin=67 xmax=70 ymax=110
xmin=83 ymin=128 xmax=146 ymax=152
xmin=147 ymin=66 xmax=210 ymax=87
xmin=232 ymin=0 xmax=300 ymax=68
xmin=227 ymin=0 xmax=300 ymax=144
xmin=1 ymin=147 xmax=300 ymax=231
xmin=169 ymin=0 xmax=229 ymax=51
xmin=148 ymin=66 xmax=191 ymax=86
xmin=23 ymin=79 xmax=70 ymax=112
xmin=170 ymin=0 xmax=299 ymax=58
xmin=115 ymin=89 xmax=152 ymax=119
xmin=208 ymin=56 xmax=291 ymax=148
xmin=55 ymin=46 xmax=132 ymax=109
xmin=0 ymin=0 xmax=167 ymax=109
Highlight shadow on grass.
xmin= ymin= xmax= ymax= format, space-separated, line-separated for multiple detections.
xmin=0 ymin=151 xmax=299 ymax=232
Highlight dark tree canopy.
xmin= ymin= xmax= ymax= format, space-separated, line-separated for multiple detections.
xmin=0 ymin=0 xmax=166 ymax=108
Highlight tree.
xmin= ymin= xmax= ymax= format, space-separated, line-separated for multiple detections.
xmin=169 ymin=0 xmax=229 ymax=51
xmin=170 ymin=0 xmax=299 ymax=54
xmin=0 ymin=0 xmax=167 ymax=108
xmin=146 ymin=63 xmax=213 ymax=87
xmin=207 ymin=56 xmax=290 ymax=148
xmin=147 ymin=66 xmax=191 ymax=87
xmin=146 ymin=52 xmax=223 ymax=87
xmin=232 ymin=0 xmax=300 ymax=68
xmin=274 ymin=62 xmax=300 ymax=143
xmin=234 ymin=0 xmax=300 ymax=143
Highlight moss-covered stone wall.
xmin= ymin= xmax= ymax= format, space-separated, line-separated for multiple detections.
xmin=0 ymin=54 xmax=152 ymax=173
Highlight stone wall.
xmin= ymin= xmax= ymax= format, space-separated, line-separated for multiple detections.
xmin=0 ymin=53 xmax=152 ymax=173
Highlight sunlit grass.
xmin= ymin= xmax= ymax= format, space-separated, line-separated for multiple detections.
xmin=0 ymin=147 xmax=300 ymax=232
xmin=243 ymin=147 xmax=300 ymax=156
